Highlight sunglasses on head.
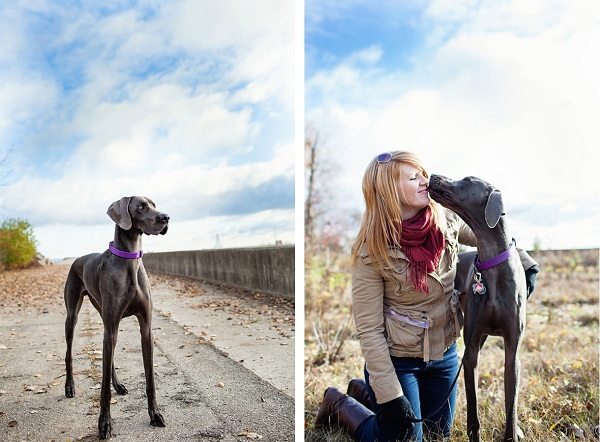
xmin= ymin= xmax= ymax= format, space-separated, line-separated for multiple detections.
xmin=377 ymin=152 xmax=393 ymax=163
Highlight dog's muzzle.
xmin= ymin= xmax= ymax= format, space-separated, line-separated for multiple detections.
xmin=158 ymin=214 xmax=170 ymax=235
xmin=427 ymin=175 xmax=449 ymax=199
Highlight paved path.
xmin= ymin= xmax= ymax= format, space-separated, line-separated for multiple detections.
xmin=0 ymin=264 xmax=294 ymax=441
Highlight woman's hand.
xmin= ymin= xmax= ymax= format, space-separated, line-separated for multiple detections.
xmin=525 ymin=264 xmax=539 ymax=299
xmin=376 ymin=395 xmax=415 ymax=441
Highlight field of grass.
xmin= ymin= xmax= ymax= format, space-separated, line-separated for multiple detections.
xmin=304 ymin=249 xmax=599 ymax=441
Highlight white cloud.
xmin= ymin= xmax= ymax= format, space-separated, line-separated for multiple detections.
xmin=0 ymin=0 xmax=295 ymax=258
xmin=3 ymin=142 xmax=291 ymax=223
xmin=559 ymin=203 xmax=578 ymax=214
xmin=306 ymin=0 xmax=599 ymax=249
xmin=35 ymin=207 xmax=295 ymax=259
xmin=163 ymin=0 xmax=295 ymax=109
xmin=69 ymin=83 xmax=256 ymax=172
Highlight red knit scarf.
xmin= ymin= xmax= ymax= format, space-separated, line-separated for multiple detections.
xmin=399 ymin=206 xmax=444 ymax=293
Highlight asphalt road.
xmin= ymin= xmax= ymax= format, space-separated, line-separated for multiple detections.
xmin=0 ymin=264 xmax=294 ymax=441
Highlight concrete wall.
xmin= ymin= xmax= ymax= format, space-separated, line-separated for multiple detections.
xmin=143 ymin=246 xmax=295 ymax=299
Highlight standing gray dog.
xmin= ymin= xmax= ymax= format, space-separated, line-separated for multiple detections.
xmin=428 ymin=175 xmax=526 ymax=442
xmin=64 ymin=196 xmax=169 ymax=439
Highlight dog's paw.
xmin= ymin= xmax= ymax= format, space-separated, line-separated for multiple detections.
xmin=114 ymin=383 xmax=128 ymax=395
xmin=98 ymin=418 xmax=113 ymax=439
xmin=65 ymin=385 xmax=75 ymax=398
xmin=150 ymin=412 xmax=166 ymax=427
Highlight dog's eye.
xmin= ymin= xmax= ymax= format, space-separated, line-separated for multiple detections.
xmin=138 ymin=204 xmax=145 ymax=211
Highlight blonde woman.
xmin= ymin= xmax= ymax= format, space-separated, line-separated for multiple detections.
xmin=315 ymin=151 xmax=538 ymax=441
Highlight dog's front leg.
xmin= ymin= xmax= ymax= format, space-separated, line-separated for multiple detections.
xmin=503 ymin=339 xmax=522 ymax=441
xmin=138 ymin=313 xmax=166 ymax=427
xmin=464 ymin=333 xmax=482 ymax=442
xmin=98 ymin=322 xmax=118 ymax=439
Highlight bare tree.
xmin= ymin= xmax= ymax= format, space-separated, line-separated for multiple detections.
xmin=305 ymin=125 xmax=319 ymax=249
xmin=305 ymin=124 xmax=350 ymax=255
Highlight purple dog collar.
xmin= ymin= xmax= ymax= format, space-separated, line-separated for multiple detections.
xmin=474 ymin=239 xmax=516 ymax=271
xmin=109 ymin=241 xmax=143 ymax=259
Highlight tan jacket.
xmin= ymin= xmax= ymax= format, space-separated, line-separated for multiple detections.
xmin=351 ymin=208 xmax=536 ymax=404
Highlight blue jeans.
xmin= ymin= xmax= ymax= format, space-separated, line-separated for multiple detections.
xmin=355 ymin=343 xmax=459 ymax=442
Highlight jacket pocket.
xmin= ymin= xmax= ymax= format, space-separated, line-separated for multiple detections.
xmin=383 ymin=306 xmax=431 ymax=359
xmin=381 ymin=263 xmax=410 ymax=297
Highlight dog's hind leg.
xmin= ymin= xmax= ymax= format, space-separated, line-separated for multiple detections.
xmin=64 ymin=269 xmax=85 ymax=398
xmin=112 ymin=361 xmax=128 ymax=395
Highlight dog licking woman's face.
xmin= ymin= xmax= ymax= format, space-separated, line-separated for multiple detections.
xmin=397 ymin=163 xmax=431 ymax=219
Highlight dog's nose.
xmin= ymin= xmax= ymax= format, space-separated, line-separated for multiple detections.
xmin=157 ymin=214 xmax=170 ymax=223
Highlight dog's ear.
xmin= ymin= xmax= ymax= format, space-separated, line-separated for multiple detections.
xmin=485 ymin=190 xmax=504 ymax=228
xmin=107 ymin=197 xmax=132 ymax=230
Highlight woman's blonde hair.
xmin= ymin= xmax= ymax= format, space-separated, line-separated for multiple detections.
xmin=351 ymin=151 xmax=444 ymax=268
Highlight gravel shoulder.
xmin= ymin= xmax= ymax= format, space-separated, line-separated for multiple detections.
xmin=0 ymin=263 xmax=294 ymax=441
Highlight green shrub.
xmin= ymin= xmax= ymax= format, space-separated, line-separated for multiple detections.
xmin=0 ymin=218 xmax=38 ymax=268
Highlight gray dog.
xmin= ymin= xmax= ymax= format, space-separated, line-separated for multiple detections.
xmin=428 ymin=175 xmax=526 ymax=442
xmin=64 ymin=196 xmax=169 ymax=439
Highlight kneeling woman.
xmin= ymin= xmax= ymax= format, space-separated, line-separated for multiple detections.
xmin=314 ymin=151 xmax=538 ymax=441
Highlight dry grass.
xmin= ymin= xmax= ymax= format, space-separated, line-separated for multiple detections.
xmin=304 ymin=250 xmax=599 ymax=441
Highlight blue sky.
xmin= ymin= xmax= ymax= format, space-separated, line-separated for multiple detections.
xmin=0 ymin=0 xmax=295 ymax=259
xmin=305 ymin=0 xmax=599 ymax=250
xmin=0 ymin=1 xmax=597 ymax=259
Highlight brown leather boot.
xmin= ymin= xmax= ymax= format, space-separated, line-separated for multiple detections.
xmin=314 ymin=387 xmax=374 ymax=438
xmin=346 ymin=378 xmax=373 ymax=410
